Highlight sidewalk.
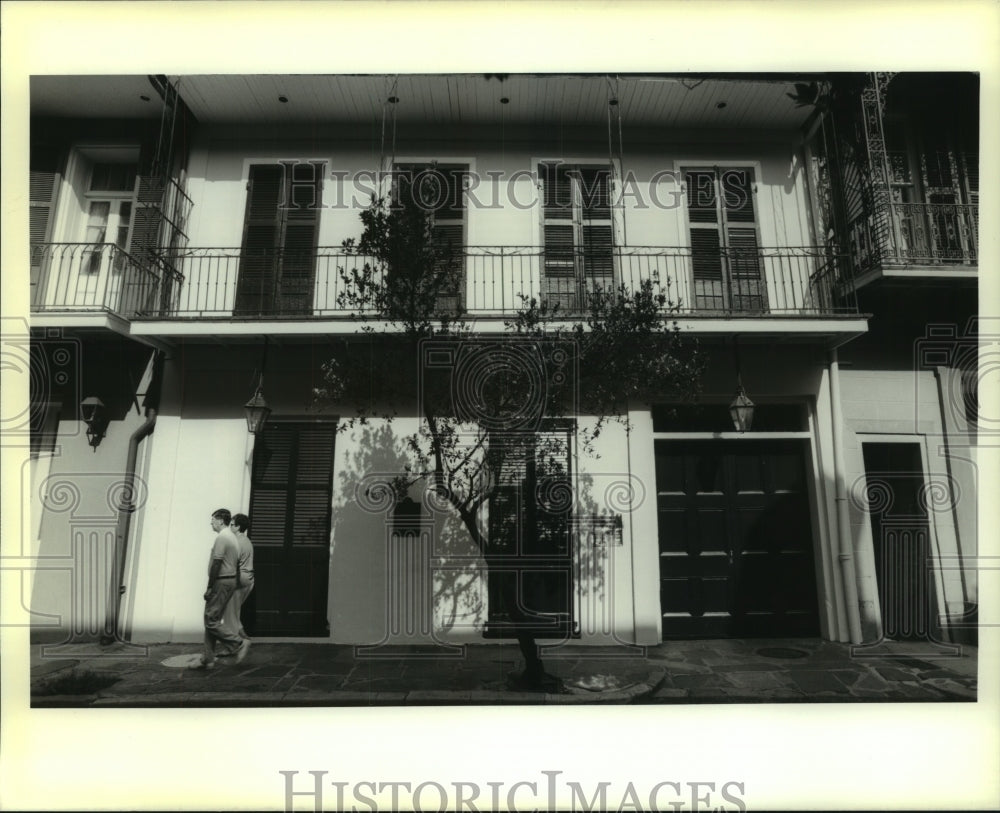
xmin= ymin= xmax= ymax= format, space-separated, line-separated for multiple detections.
xmin=29 ymin=637 xmax=978 ymax=707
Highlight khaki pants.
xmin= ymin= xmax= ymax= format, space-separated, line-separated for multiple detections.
xmin=203 ymin=581 xmax=242 ymax=662
xmin=219 ymin=578 xmax=255 ymax=654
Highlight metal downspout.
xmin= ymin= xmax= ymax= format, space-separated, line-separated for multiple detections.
xmin=829 ymin=348 xmax=863 ymax=643
xmin=101 ymin=351 xmax=165 ymax=645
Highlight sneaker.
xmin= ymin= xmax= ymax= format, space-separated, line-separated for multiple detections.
xmin=235 ymin=638 xmax=251 ymax=664
xmin=194 ymin=658 xmax=216 ymax=671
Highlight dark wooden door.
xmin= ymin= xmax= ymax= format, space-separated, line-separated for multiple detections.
xmin=656 ymin=440 xmax=819 ymax=638
xmin=485 ymin=428 xmax=576 ymax=638
xmin=244 ymin=422 xmax=335 ymax=637
xmin=862 ymin=442 xmax=934 ymax=641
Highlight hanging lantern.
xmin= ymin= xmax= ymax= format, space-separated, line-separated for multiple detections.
xmin=243 ymin=387 xmax=271 ymax=435
xmin=729 ymin=383 xmax=755 ymax=433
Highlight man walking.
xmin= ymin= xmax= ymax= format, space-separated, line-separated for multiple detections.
xmin=197 ymin=508 xmax=250 ymax=668
xmin=221 ymin=512 xmax=255 ymax=647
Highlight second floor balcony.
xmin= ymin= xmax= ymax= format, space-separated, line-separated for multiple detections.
xmin=30 ymin=244 xmax=859 ymax=328
xmin=847 ymin=201 xmax=979 ymax=283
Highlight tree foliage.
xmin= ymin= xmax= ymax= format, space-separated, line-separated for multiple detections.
xmin=315 ymin=195 xmax=704 ymax=543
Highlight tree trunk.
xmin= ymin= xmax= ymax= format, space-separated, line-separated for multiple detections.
xmin=451 ymin=498 xmax=551 ymax=688
xmin=497 ymin=570 xmax=546 ymax=686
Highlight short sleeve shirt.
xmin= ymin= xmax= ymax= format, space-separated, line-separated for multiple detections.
xmin=235 ymin=531 xmax=254 ymax=575
xmin=208 ymin=527 xmax=240 ymax=578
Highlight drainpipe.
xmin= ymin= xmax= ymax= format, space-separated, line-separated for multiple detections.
xmin=101 ymin=350 xmax=165 ymax=645
xmin=829 ymin=347 xmax=863 ymax=644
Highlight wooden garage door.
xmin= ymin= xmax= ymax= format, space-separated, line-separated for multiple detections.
xmin=656 ymin=439 xmax=819 ymax=638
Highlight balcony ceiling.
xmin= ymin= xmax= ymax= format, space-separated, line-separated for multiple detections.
xmin=32 ymin=74 xmax=817 ymax=129
xmin=31 ymin=75 xmax=166 ymax=119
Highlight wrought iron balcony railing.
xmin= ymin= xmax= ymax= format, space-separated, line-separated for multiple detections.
xmin=847 ymin=202 xmax=978 ymax=278
xmin=30 ymin=244 xmax=858 ymax=321
xmin=30 ymin=243 xmax=174 ymax=318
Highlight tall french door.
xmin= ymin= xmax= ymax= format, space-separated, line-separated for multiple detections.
xmin=235 ymin=162 xmax=324 ymax=316
xmin=393 ymin=163 xmax=468 ymax=313
xmin=485 ymin=426 xmax=576 ymax=638
xmin=243 ymin=421 xmax=335 ymax=637
xmin=683 ymin=166 xmax=767 ymax=312
xmin=540 ymin=162 xmax=614 ymax=312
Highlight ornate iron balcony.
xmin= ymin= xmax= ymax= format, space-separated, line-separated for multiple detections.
xmin=847 ymin=202 xmax=978 ymax=278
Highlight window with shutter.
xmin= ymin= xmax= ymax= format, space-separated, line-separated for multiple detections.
xmin=540 ymin=163 xmax=614 ymax=312
xmin=29 ymin=149 xmax=62 ymax=304
xmin=235 ymin=162 xmax=324 ymax=316
xmin=683 ymin=166 xmax=767 ymax=312
xmin=246 ymin=421 xmax=335 ymax=637
xmin=394 ymin=163 xmax=467 ymax=313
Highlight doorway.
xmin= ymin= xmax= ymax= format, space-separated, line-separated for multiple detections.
xmin=656 ymin=439 xmax=820 ymax=638
xmin=243 ymin=421 xmax=335 ymax=637
xmin=861 ymin=442 xmax=935 ymax=641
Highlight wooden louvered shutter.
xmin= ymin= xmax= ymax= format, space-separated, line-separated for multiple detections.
xmin=686 ymin=169 xmax=725 ymax=310
xmin=29 ymin=148 xmax=62 ymax=305
xmin=128 ymin=139 xmax=163 ymax=262
xmin=130 ymin=175 xmax=164 ymax=260
xmin=430 ymin=165 xmax=466 ymax=313
xmin=248 ymin=422 xmax=335 ymax=636
xmin=431 ymin=221 xmax=464 ymax=312
xmin=721 ymin=168 xmax=766 ymax=311
xmin=235 ymin=164 xmax=284 ymax=315
xmin=578 ymin=166 xmax=613 ymax=294
xmin=541 ymin=163 xmax=577 ymax=310
xmin=278 ymin=161 xmax=322 ymax=315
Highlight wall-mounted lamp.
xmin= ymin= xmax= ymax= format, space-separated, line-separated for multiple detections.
xmin=80 ymin=396 xmax=108 ymax=449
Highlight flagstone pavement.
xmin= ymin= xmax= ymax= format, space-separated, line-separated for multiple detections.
xmin=28 ymin=637 xmax=977 ymax=707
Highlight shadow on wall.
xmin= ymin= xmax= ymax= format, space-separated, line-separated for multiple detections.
xmin=328 ymin=422 xmax=621 ymax=647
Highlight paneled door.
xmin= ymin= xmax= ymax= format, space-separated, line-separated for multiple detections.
xmin=656 ymin=439 xmax=819 ymax=638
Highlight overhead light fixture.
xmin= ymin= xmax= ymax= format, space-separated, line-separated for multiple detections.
xmin=140 ymin=95 xmax=151 ymax=102
xmin=716 ymin=101 xmax=728 ymax=109
xmin=387 ymin=96 xmax=399 ymax=104
xmin=80 ymin=396 xmax=108 ymax=449
xmin=278 ymin=95 xmax=289 ymax=103
xmin=500 ymin=97 xmax=509 ymax=104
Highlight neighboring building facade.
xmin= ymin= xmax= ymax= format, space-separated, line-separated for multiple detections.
xmin=25 ymin=73 xmax=978 ymax=650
